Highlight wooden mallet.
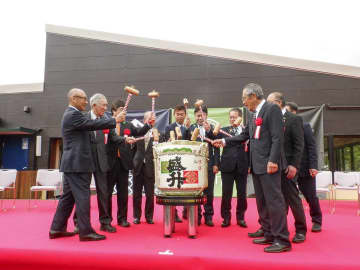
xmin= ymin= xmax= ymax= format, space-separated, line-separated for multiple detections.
xmin=123 ymin=86 xmax=140 ymax=113
xmin=213 ymin=122 xmax=233 ymax=137
xmin=191 ymin=128 xmax=199 ymax=141
xmin=148 ymin=90 xmax=159 ymax=114
xmin=175 ymin=126 xmax=182 ymax=139
xmin=234 ymin=116 xmax=243 ymax=126
xmin=183 ymin=98 xmax=189 ymax=110
xmin=169 ymin=130 xmax=176 ymax=142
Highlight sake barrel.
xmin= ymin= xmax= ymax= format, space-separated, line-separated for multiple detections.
xmin=153 ymin=140 xmax=209 ymax=196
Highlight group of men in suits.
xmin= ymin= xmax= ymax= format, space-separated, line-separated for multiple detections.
xmin=164 ymin=105 xmax=250 ymax=229
xmin=50 ymin=84 xmax=321 ymax=250
xmin=49 ymin=89 xmax=155 ymax=241
xmin=213 ymin=83 xmax=321 ymax=253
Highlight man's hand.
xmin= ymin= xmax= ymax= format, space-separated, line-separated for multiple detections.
xmin=212 ymin=139 xmax=224 ymax=148
xmin=115 ymin=111 xmax=126 ymax=123
xmin=286 ymin=165 xmax=297 ymax=179
xmin=213 ymin=165 xmax=219 ymax=174
xmin=267 ymin=162 xmax=278 ymax=174
xmin=309 ymin=168 xmax=318 ymax=178
xmin=203 ymin=121 xmax=211 ymax=132
xmin=125 ymin=136 xmax=136 ymax=144
xmin=184 ymin=116 xmax=191 ymax=128
xmin=148 ymin=113 xmax=156 ymax=127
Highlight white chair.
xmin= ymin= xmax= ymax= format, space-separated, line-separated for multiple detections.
xmin=0 ymin=169 xmax=18 ymax=211
xmin=315 ymin=171 xmax=335 ymax=214
xmin=29 ymin=169 xmax=63 ymax=208
xmin=333 ymin=171 xmax=360 ymax=215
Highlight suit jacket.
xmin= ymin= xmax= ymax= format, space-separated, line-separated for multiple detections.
xmin=283 ymin=110 xmax=304 ymax=169
xmin=132 ymin=130 xmax=165 ymax=178
xmin=218 ymin=126 xmax=249 ymax=175
xmin=299 ymin=122 xmax=318 ymax=177
xmin=88 ymin=112 xmax=124 ymax=173
xmin=188 ymin=123 xmax=220 ymax=168
xmin=60 ymin=107 xmax=118 ymax=173
xmin=107 ymin=121 xmax=151 ymax=171
xmin=164 ymin=122 xmax=191 ymax=141
xmin=225 ymin=102 xmax=286 ymax=175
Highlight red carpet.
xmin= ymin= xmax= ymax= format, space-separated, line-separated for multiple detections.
xmin=0 ymin=197 xmax=359 ymax=270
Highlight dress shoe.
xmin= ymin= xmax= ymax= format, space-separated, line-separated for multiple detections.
xmin=221 ymin=219 xmax=230 ymax=227
xmin=248 ymin=228 xmax=264 ymax=238
xmin=133 ymin=218 xmax=140 ymax=224
xmin=79 ymin=233 xmax=106 ymax=242
xmin=118 ymin=220 xmax=131 ymax=227
xmin=205 ymin=217 xmax=214 ymax=227
xmin=292 ymin=233 xmax=306 ymax=243
xmin=100 ymin=224 xmax=117 ymax=233
xmin=146 ymin=219 xmax=154 ymax=224
xmin=311 ymin=223 xmax=322 ymax=232
xmin=49 ymin=230 xmax=76 ymax=239
xmin=237 ymin=219 xmax=248 ymax=228
xmin=73 ymin=226 xmax=79 ymax=234
xmin=175 ymin=214 xmax=182 ymax=223
xmin=253 ymin=237 xmax=273 ymax=245
xmin=264 ymin=242 xmax=291 ymax=253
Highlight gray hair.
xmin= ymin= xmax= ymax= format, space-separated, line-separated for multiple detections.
xmin=143 ymin=111 xmax=152 ymax=122
xmin=90 ymin=93 xmax=107 ymax=106
xmin=243 ymin=83 xmax=264 ymax=99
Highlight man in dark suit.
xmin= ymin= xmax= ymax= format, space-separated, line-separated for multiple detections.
xmin=164 ymin=105 xmax=191 ymax=141
xmin=189 ymin=105 xmax=220 ymax=227
xmin=132 ymin=111 xmax=164 ymax=224
xmin=73 ymin=93 xmax=129 ymax=233
xmin=49 ymin=88 xmax=126 ymax=241
xmin=217 ymin=108 xmax=249 ymax=228
xmin=164 ymin=104 xmax=191 ymax=222
xmin=107 ymin=99 xmax=154 ymax=227
xmin=267 ymin=92 xmax=307 ymax=243
xmin=286 ymin=102 xmax=322 ymax=232
xmin=213 ymin=83 xmax=291 ymax=253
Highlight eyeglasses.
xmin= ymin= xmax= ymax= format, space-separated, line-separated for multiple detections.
xmin=74 ymin=95 xmax=87 ymax=101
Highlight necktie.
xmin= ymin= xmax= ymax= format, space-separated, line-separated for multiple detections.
xmin=116 ymin=123 xmax=121 ymax=157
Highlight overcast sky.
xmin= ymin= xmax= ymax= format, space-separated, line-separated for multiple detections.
xmin=1 ymin=0 xmax=359 ymax=85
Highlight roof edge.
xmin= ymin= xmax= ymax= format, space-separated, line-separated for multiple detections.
xmin=46 ymin=24 xmax=360 ymax=79
xmin=0 ymin=83 xmax=44 ymax=94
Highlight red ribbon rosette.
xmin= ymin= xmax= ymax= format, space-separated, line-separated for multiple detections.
xmin=255 ymin=117 xmax=263 ymax=126
xmin=254 ymin=117 xmax=262 ymax=139
xmin=124 ymin=129 xmax=131 ymax=137
xmin=103 ymin=129 xmax=110 ymax=144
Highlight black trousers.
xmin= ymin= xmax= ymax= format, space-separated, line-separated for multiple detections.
xmin=281 ymin=172 xmax=307 ymax=234
xmin=252 ymin=171 xmax=290 ymax=245
xmin=220 ymin=171 xmax=247 ymax=221
xmin=51 ymin=172 xmax=95 ymax=236
xmin=73 ymin=170 xmax=112 ymax=226
xmin=199 ymin=169 xmax=216 ymax=219
xmin=298 ymin=174 xmax=322 ymax=225
xmin=132 ymin=165 xmax=155 ymax=220
xmin=107 ymin=159 xmax=130 ymax=222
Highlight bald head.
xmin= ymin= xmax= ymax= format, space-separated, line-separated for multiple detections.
xmin=267 ymin=92 xmax=286 ymax=109
xmin=67 ymin=88 xmax=88 ymax=111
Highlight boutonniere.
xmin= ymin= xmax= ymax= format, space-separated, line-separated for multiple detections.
xmin=103 ymin=129 xmax=110 ymax=144
xmin=124 ymin=129 xmax=131 ymax=137
xmin=254 ymin=117 xmax=263 ymax=139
